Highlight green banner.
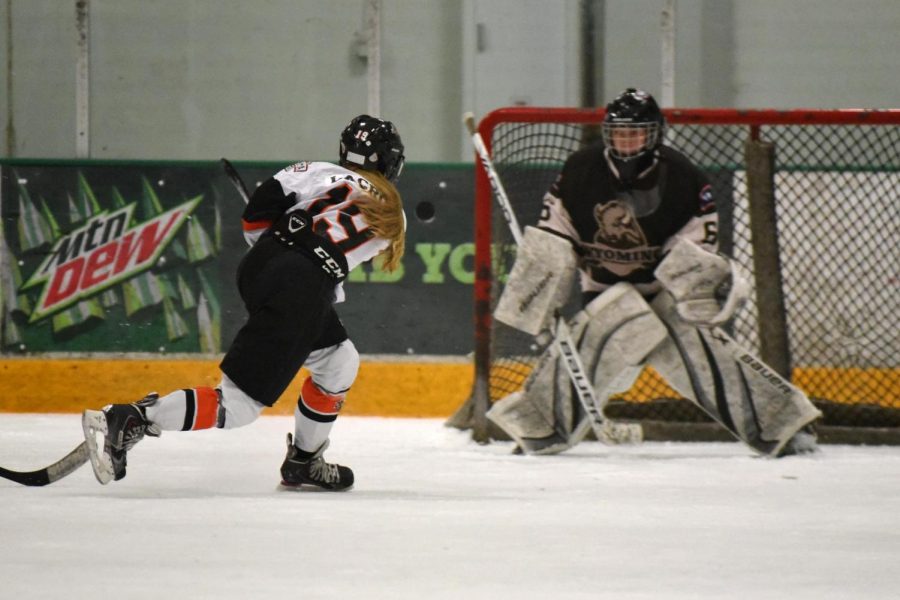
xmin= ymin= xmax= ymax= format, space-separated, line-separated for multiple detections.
xmin=0 ymin=161 xmax=476 ymax=355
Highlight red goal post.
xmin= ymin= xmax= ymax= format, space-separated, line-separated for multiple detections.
xmin=452 ymin=106 xmax=900 ymax=444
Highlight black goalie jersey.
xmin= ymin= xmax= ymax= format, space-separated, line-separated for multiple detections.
xmin=538 ymin=144 xmax=717 ymax=297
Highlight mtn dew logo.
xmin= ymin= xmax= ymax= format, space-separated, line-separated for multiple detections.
xmin=23 ymin=197 xmax=202 ymax=322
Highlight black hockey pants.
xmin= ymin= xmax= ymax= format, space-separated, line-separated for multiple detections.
xmin=220 ymin=236 xmax=348 ymax=407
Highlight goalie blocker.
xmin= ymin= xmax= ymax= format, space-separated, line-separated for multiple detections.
xmin=493 ymin=225 xmax=577 ymax=336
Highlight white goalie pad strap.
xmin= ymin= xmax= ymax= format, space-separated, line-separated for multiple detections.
xmin=494 ymin=226 xmax=577 ymax=336
xmin=654 ymin=237 xmax=750 ymax=327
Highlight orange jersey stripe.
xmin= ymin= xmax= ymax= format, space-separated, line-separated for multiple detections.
xmin=300 ymin=377 xmax=345 ymax=415
xmin=241 ymin=218 xmax=273 ymax=232
xmin=193 ymin=387 xmax=219 ymax=430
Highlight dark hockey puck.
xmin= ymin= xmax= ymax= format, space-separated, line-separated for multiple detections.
xmin=415 ymin=201 xmax=436 ymax=223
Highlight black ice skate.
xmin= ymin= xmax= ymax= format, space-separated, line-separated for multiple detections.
xmin=280 ymin=433 xmax=354 ymax=491
xmin=82 ymin=394 xmax=161 ymax=484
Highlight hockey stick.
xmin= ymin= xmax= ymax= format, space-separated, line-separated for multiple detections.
xmin=5 ymin=161 xmax=243 ymax=487
xmin=463 ymin=112 xmax=642 ymax=447
xmin=5 ymin=162 xmax=244 ymax=488
xmin=0 ymin=441 xmax=89 ymax=486
xmin=220 ymin=157 xmax=251 ymax=205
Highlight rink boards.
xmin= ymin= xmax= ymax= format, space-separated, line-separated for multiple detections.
xmin=0 ymin=357 xmax=895 ymax=417
xmin=0 ymin=357 xmax=473 ymax=417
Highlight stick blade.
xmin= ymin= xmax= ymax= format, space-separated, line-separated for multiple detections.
xmin=0 ymin=465 xmax=50 ymax=486
xmin=0 ymin=441 xmax=89 ymax=487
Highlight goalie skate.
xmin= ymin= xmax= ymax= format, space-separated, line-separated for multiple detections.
xmin=777 ymin=426 xmax=819 ymax=457
xmin=82 ymin=394 xmax=161 ymax=484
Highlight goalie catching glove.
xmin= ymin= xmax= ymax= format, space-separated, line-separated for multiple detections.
xmin=654 ymin=237 xmax=750 ymax=327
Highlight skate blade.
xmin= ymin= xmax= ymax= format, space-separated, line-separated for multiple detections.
xmin=82 ymin=410 xmax=114 ymax=485
xmin=277 ymin=481 xmax=354 ymax=493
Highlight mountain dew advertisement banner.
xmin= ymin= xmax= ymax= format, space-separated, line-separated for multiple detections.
xmin=1 ymin=164 xmax=233 ymax=354
xmin=0 ymin=162 xmax=477 ymax=356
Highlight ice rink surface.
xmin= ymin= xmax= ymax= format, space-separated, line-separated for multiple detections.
xmin=1 ymin=414 xmax=898 ymax=600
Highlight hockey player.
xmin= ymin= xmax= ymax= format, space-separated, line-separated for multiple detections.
xmin=488 ymin=88 xmax=821 ymax=457
xmin=82 ymin=115 xmax=407 ymax=490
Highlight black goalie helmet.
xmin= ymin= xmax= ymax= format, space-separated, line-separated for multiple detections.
xmin=339 ymin=114 xmax=405 ymax=182
xmin=601 ymin=88 xmax=665 ymax=162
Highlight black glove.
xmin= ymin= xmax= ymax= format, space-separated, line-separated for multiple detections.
xmin=267 ymin=210 xmax=348 ymax=283
xmin=269 ymin=209 xmax=313 ymax=247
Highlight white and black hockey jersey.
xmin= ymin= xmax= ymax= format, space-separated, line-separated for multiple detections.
xmin=242 ymin=161 xmax=396 ymax=302
xmin=539 ymin=144 xmax=717 ymax=297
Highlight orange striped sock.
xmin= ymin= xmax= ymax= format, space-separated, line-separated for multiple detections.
xmin=298 ymin=377 xmax=345 ymax=423
xmin=181 ymin=387 xmax=221 ymax=430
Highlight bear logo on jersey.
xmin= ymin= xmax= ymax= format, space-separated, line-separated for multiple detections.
xmin=582 ymin=200 xmax=660 ymax=277
xmin=593 ymin=201 xmax=647 ymax=249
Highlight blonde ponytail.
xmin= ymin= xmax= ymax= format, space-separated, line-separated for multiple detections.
xmin=351 ymin=167 xmax=406 ymax=272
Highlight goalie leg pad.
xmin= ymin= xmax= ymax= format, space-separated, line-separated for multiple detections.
xmin=494 ymin=225 xmax=577 ymax=336
xmin=579 ymin=283 xmax=669 ymax=397
xmin=488 ymin=391 xmax=575 ymax=455
xmin=648 ymin=293 xmax=821 ymax=456
xmin=488 ymin=284 xmax=667 ymax=454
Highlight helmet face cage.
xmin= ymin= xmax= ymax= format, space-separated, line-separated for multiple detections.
xmin=339 ymin=115 xmax=406 ymax=182
xmin=601 ymin=122 xmax=661 ymax=160
xmin=601 ymin=88 xmax=665 ymax=161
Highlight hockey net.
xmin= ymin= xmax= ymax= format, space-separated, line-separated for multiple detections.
xmin=452 ymin=107 xmax=900 ymax=444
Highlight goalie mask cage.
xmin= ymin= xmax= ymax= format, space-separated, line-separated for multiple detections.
xmin=450 ymin=106 xmax=900 ymax=445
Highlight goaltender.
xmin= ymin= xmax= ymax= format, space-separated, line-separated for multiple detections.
xmin=487 ymin=88 xmax=820 ymax=457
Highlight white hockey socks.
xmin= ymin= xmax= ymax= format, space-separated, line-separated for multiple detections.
xmin=143 ymin=387 xmax=221 ymax=431
xmin=293 ymin=377 xmax=346 ymax=453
